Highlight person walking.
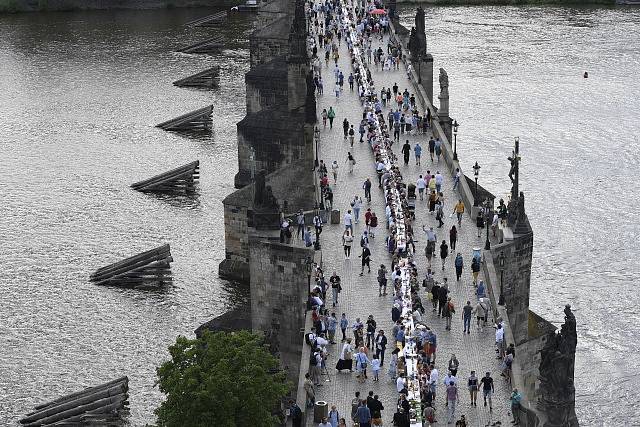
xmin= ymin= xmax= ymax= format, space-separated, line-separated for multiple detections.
xmin=481 ymin=372 xmax=495 ymax=412
xmin=417 ymin=175 xmax=426 ymax=201
xmin=473 ymin=299 xmax=488 ymax=331
xmin=446 ymin=381 xmax=459 ymax=424
xmin=321 ymin=108 xmax=328 ymax=128
xmin=510 ymin=388 xmax=523 ymax=425
xmin=434 ymin=137 xmax=442 ymax=162
xmin=371 ymin=355 xmax=381 ymax=381
xmin=356 ymin=400 xmax=372 ymax=427
xmin=476 ymin=210 xmax=485 ymax=238
xmin=346 ymin=152 xmax=356 ymax=173
xmin=462 ymin=301 xmax=473 ymax=334
xmin=340 ymin=313 xmax=349 ymax=342
xmin=428 ymin=137 xmax=435 ymax=161
xmin=327 ymin=312 xmax=337 ymax=344
xmin=369 ymin=395 xmax=384 ymax=426
xmin=401 ymin=140 xmax=411 ymax=165
xmin=352 ymin=196 xmax=362 ymax=223
xmin=359 ymin=244 xmax=371 ymax=275
xmin=471 ymin=256 xmax=481 ymax=285
xmin=327 ymin=106 xmax=336 ymax=128
xmin=438 ymin=281 xmax=449 ymax=317
xmin=369 ymin=212 xmax=378 ymax=238
xmin=374 ymin=329 xmax=387 ymax=366
xmin=435 ymin=201 xmax=444 ymax=228
xmin=328 ymin=405 xmax=340 ymax=427
xmin=331 ymin=160 xmax=339 ymax=184
xmin=363 ymin=178 xmax=372 ymax=203
xmin=365 ymin=315 xmax=377 ymax=348
xmin=440 ymin=240 xmax=449 ymax=270
xmin=442 ymin=297 xmax=454 ymax=331
xmin=468 ymin=371 xmax=479 ymax=406
xmin=342 ymin=229 xmax=353 ymax=258
xmin=355 ymin=347 xmax=370 ymax=382
xmin=343 ymin=118 xmax=349 ymax=140
xmin=454 ymin=253 xmax=464 ymax=281
xmin=330 ymin=272 xmax=341 ymax=307
xmin=348 ymin=124 xmax=355 ymax=147
xmin=296 ymin=210 xmax=305 ymax=239
xmin=344 ymin=210 xmax=353 ymax=233
xmin=414 ymin=142 xmax=422 ymax=165
xmin=376 ymin=264 xmax=387 ymax=296
xmin=453 ymin=199 xmax=465 ymax=226
xmin=450 ymin=225 xmax=458 ymax=251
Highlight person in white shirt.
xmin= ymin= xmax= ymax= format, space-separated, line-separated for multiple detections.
xmin=435 ymin=171 xmax=444 ymax=193
xmin=443 ymin=373 xmax=458 ymax=387
xmin=416 ymin=175 xmax=427 ymax=200
xmin=429 ymin=366 xmax=439 ymax=397
xmin=331 ymin=160 xmax=339 ymax=184
xmin=396 ymin=374 xmax=407 ymax=393
xmin=344 ymin=210 xmax=353 ymax=232
xmin=495 ymin=323 xmax=505 ymax=358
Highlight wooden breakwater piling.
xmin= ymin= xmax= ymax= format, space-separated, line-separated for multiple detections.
xmin=185 ymin=11 xmax=227 ymax=27
xmin=177 ymin=36 xmax=224 ymax=54
xmin=20 ymin=377 xmax=129 ymax=426
xmin=89 ymin=244 xmax=173 ymax=288
xmin=131 ymin=160 xmax=199 ymax=193
xmin=156 ymin=105 xmax=213 ymax=132
xmin=173 ymin=67 xmax=220 ymax=89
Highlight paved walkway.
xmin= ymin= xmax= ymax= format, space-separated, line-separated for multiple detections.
xmin=306 ymin=8 xmax=511 ymax=427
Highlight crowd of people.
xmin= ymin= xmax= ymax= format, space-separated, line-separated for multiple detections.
xmin=294 ymin=0 xmax=525 ymax=426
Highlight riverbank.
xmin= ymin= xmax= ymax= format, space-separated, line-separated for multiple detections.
xmin=0 ymin=0 xmax=231 ymax=13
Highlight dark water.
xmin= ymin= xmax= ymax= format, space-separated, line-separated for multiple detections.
xmin=399 ymin=5 xmax=640 ymax=425
xmin=0 ymin=7 xmax=251 ymax=425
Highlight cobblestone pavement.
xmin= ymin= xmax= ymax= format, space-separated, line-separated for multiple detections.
xmin=307 ymin=21 xmax=512 ymax=427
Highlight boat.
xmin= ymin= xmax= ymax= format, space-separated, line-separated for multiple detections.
xmin=231 ymin=0 xmax=259 ymax=12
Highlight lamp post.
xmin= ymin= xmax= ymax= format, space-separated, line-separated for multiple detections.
xmin=498 ymin=251 xmax=506 ymax=305
xmin=484 ymin=198 xmax=491 ymax=250
xmin=452 ymin=119 xmax=459 ymax=161
xmin=472 ymin=161 xmax=481 ymax=206
xmin=417 ymin=53 xmax=422 ymax=84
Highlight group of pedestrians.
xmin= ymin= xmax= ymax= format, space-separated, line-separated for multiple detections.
xmin=297 ymin=0 xmax=525 ymax=426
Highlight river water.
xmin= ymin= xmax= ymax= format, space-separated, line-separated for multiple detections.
xmin=0 ymin=5 xmax=637 ymax=426
xmin=398 ymin=5 xmax=640 ymax=425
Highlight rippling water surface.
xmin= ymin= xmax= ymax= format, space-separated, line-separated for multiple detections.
xmin=1 ymin=5 xmax=639 ymax=426
xmin=0 ymin=7 xmax=251 ymax=425
xmin=399 ymin=5 xmax=640 ymax=425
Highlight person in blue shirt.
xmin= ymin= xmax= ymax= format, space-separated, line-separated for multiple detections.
xmin=414 ymin=142 xmax=422 ymax=165
xmin=339 ymin=313 xmax=349 ymax=342
xmin=355 ymin=400 xmax=372 ymax=427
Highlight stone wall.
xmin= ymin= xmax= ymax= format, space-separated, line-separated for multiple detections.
xmin=2 ymin=0 xmax=230 ymax=12
xmin=492 ymin=229 xmax=534 ymax=345
xmin=223 ymin=200 xmax=250 ymax=263
xmin=249 ymin=239 xmax=315 ymax=393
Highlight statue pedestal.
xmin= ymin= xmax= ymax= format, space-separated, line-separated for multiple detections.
xmin=438 ymin=89 xmax=451 ymax=142
xmin=412 ymin=54 xmax=433 ymax=104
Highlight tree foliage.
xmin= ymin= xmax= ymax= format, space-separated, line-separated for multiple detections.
xmin=155 ymin=330 xmax=289 ymax=427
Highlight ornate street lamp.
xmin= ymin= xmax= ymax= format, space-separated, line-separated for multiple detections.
xmin=472 ymin=161 xmax=481 ymax=206
xmin=484 ymin=198 xmax=491 ymax=250
xmin=452 ymin=119 xmax=459 ymax=161
xmin=498 ymin=251 xmax=506 ymax=305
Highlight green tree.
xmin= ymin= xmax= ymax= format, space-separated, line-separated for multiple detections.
xmin=155 ymin=330 xmax=289 ymax=427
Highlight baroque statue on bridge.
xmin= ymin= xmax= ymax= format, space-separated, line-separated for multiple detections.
xmin=537 ymin=305 xmax=579 ymax=427
xmin=439 ymin=68 xmax=449 ymax=92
